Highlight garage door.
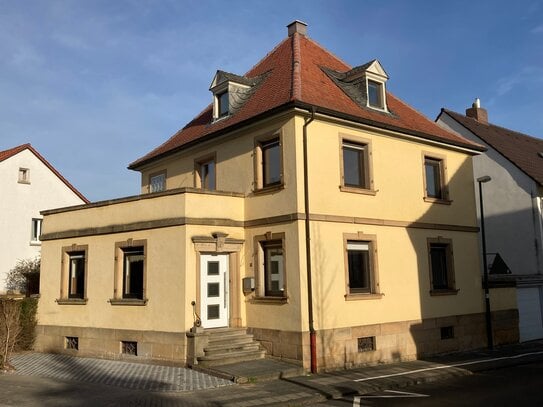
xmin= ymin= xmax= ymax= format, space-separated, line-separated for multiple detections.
xmin=517 ymin=287 xmax=543 ymax=341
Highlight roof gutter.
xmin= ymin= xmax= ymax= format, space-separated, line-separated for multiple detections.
xmin=130 ymin=101 xmax=484 ymax=171
xmin=302 ymin=106 xmax=317 ymax=373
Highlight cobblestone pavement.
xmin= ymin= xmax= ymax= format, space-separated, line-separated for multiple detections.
xmin=11 ymin=353 xmax=233 ymax=392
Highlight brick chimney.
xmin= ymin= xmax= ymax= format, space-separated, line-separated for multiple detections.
xmin=287 ymin=20 xmax=307 ymax=37
xmin=466 ymin=98 xmax=488 ymax=124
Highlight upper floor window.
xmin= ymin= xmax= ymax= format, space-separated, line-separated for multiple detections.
xmin=18 ymin=167 xmax=30 ymax=184
xmin=367 ymin=80 xmax=384 ymax=109
xmin=342 ymin=141 xmax=368 ymax=189
xmin=149 ymin=172 xmax=166 ymax=193
xmin=261 ymin=138 xmax=281 ymax=188
xmin=31 ymin=218 xmax=42 ymax=243
xmin=339 ymin=136 xmax=375 ymax=195
xmin=217 ymin=91 xmax=229 ymax=117
xmin=254 ymin=135 xmax=283 ymax=191
xmin=195 ymin=156 xmax=216 ymax=190
xmin=423 ymin=155 xmax=449 ymax=202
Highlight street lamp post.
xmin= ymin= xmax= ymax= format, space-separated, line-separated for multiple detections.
xmin=477 ymin=175 xmax=493 ymax=350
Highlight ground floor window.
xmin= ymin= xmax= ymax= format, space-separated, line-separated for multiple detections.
xmin=254 ymin=233 xmax=286 ymax=299
xmin=113 ymin=239 xmax=147 ymax=303
xmin=343 ymin=233 xmax=380 ymax=298
xmin=427 ymin=238 xmax=456 ymax=294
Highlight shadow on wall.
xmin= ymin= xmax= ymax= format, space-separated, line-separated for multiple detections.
xmin=407 ymin=157 xmax=519 ymax=358
xmin=309 ymin=156 xmax=520 ymax=371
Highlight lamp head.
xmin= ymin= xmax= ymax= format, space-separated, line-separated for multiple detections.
xmin=477 ymin=176 xmax=491 ymax=183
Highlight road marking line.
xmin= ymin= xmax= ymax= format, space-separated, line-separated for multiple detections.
xmin=353 ymin=351 xmax=543 ymax=382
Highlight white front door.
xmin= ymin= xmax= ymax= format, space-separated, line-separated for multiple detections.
xmin=200 ymin=254 xmax=229 ymax=328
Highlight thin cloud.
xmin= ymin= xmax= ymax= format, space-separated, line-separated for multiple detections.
xmin=531 ymin=24 xmax=543 ymax=34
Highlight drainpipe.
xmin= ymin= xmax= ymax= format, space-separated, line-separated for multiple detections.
xmin=303 ymin=106 xmax=317 ymax=373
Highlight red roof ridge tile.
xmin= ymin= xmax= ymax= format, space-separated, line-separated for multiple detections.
xmin=291 ymin=32 xmax=302 ymax=100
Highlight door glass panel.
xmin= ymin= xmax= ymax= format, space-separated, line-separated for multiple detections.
xmin=208 ymin=305 xmax=220 ymax=319
xmin=207 ymin=261 xmax=219 ymax=275
xmin=207 ymin=283 xmax=220 ymax=297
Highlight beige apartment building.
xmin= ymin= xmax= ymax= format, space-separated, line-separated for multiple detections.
xmin=37 ymin=21 xmax=519 ymax=372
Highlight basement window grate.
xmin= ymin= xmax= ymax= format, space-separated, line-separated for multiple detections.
xmin=440 ymin=326 xmax=454 ymax=340
xmin=121 ymin=341 xmax=138 ymax=356
xmin=358 ymin=336 xmax=376 ymax=352
xmin=65 ymin=336 xmax=79 ymax=350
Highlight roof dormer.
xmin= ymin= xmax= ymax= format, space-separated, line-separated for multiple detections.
xmin=323 ymin=59 xmax=390 ymax=113
xmin=209 ymin=71 xmax=260 ymax=121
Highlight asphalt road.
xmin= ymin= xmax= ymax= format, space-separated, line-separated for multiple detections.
xmin=322 ymin=360 xmax=543 ymax=406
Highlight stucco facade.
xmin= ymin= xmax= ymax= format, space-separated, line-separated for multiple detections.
xmin=0 ymin=144 xmax=87 ymax=293
xmin=37 ymin=23 xmax=518 ymax=371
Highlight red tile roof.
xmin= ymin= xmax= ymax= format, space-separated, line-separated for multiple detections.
xmin=0 ymin=143 xmax=90 ymax=203
xmin=441 ymin=109 xmax=543 ymax=186
xmin=129 ymin=32 xmax=482 ymax=169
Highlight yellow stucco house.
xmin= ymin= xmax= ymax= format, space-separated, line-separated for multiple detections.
xmin=36 ymin=21 xmax=519 ymax=372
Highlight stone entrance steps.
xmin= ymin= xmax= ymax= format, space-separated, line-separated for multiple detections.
xmin=197 ymin=327 xmax=266 ymax=367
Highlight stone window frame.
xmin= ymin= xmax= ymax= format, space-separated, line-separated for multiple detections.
xmin=343 ymin=232 xmax=382 ymax=300
xmin=18 ymin=167 xmax=30 ymax=184
xmin=148 ymin=170 xmax=167 ymax=193
xmin=109 ymin=239 xmax=148 ymax=306
xmin=427 ymin=237 xmax=459 ymax=296
xmin=194 ymin=152 xmax=217 ymax=190
xmin=338 ymin=133 xmax=376 ymax=195
xmin=252 ymin=232 xmax=288 ymax=303
xmin=253 ymin=131 xmax=284 ymax=194
xmin=56 ymin=244 xmax=89 ymax=305
xmin=422 ymin=152 xmax=452 ymax=205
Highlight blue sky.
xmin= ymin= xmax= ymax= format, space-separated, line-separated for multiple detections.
xmin=1 ymin=0 xmax=542 ymax=202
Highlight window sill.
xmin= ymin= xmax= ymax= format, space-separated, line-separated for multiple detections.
xmin=344 ymin=293 xmax=383 ymax=301
xmin=429 ymin=289 xmax=459 ymax=296
xmin=252 ymin=184 xmax=284 ymax=196
xmin=423 ymin=197 xmax=452 ymax=205
xmin=250 ymin=296 xmax=288 ymax=305
xmin=109 ymin=298 xmax=148 ymax=306
xmin=339 ymin=186 xmax=377 ymax=196
xmin=17 ymin=180 xmax=31 ymax=185
xmin=56 ymin=298 xmax=88 ymax=305
xmin=29 ymin=241 xmax=42 ymax=246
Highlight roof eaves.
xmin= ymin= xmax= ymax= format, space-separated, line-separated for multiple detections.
xmin=441 ymin=109 xmax=542 ymax=185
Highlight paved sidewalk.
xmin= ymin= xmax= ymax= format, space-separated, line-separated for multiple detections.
xmin=3 ymin=340 xmax=543 ymax=406
xmin=11 ymin=353 xmax=233 ymax=392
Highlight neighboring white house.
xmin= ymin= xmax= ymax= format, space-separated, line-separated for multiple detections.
xmin=437 ymin=101 xmax=543 ymax=341
xmin=0 ymin=143 xmax=89 ymax=293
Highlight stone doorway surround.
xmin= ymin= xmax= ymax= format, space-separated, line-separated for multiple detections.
xmin=191 ymin=232 xmax=244 ymax=329
xmin=188 ymin=233 xmax=244 ymax=366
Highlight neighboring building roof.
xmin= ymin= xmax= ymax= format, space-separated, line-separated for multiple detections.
xmin=129 ymin=26 xmax=482 ymax=169
xmin=440 ymin=109 xmax=543 ymax=186
xmin=0 ymin=143 xmax=90 ymax=203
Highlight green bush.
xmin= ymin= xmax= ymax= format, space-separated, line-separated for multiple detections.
xmin=16 ymin=297 xmax=38 ymax=351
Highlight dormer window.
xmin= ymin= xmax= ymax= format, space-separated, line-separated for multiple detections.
xmin=217 ymin=91 xmax=229 ymax=117
xmin=367 ymin=80 xmax=384 ymax=109
xmin=322 ymin=59 xmax=389 ymax=113
xmin=209 ymin=70 xmax=263 ymax=122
